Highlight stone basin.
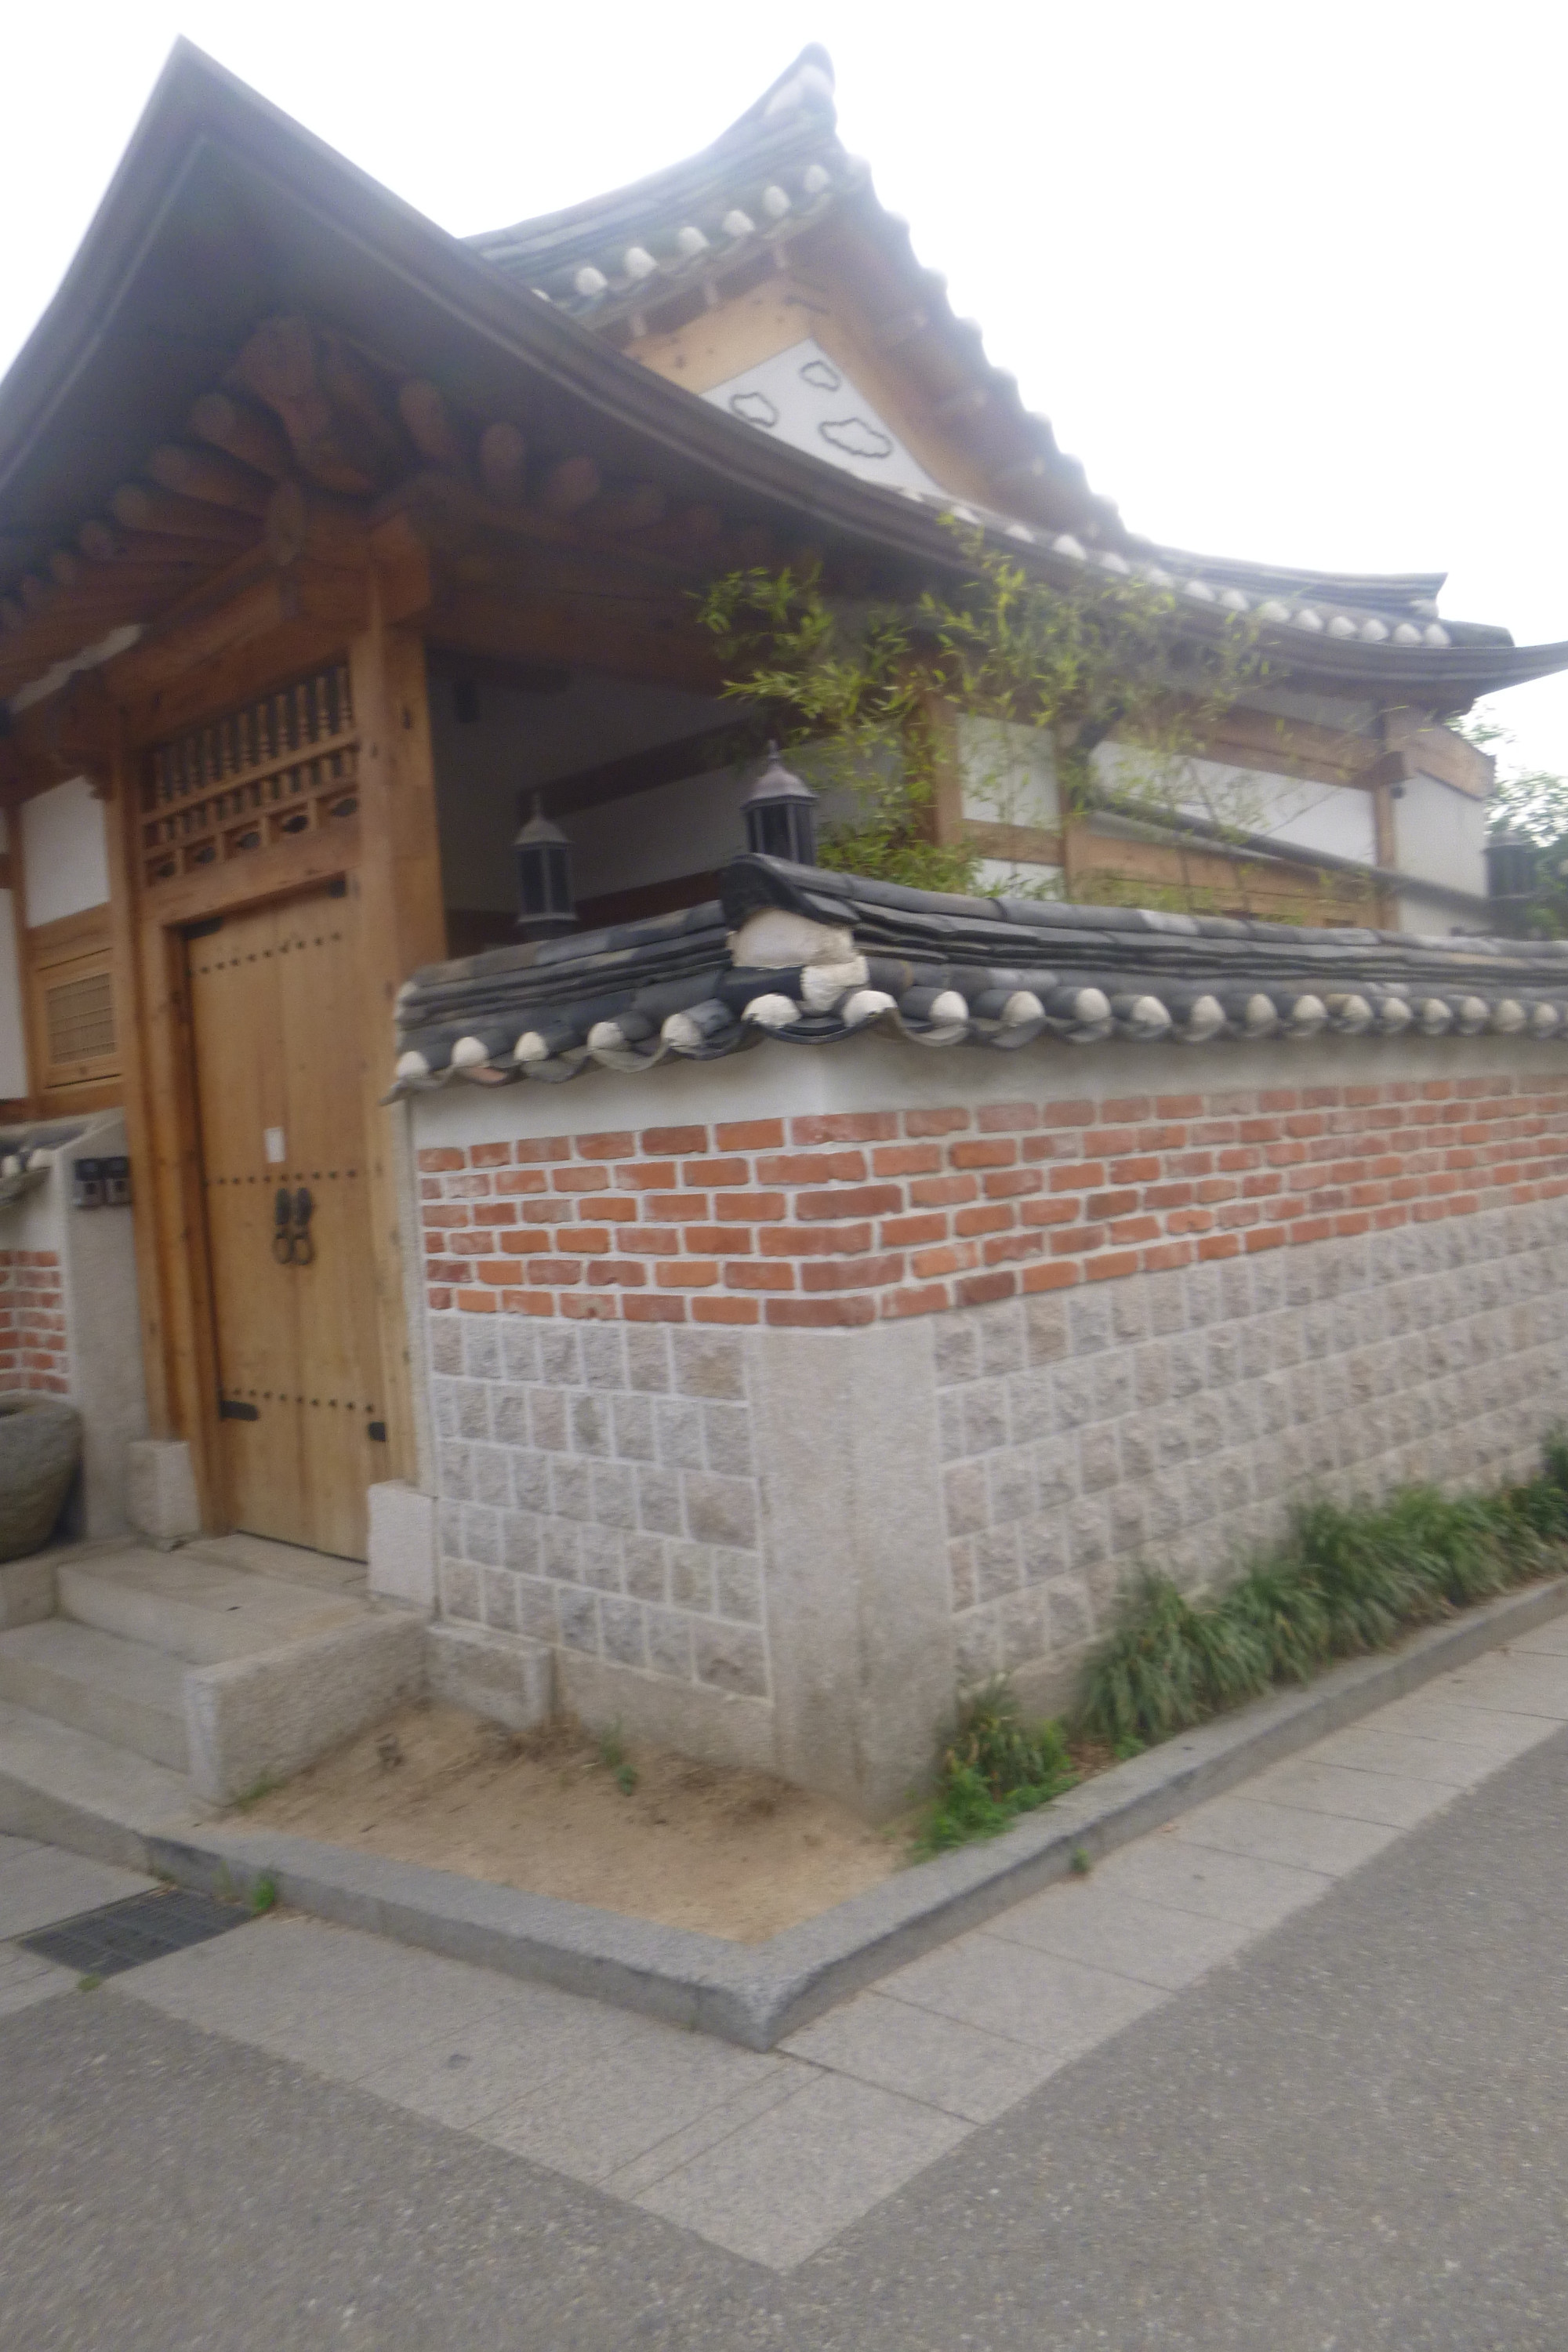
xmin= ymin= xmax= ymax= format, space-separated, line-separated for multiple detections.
xmin=0 ymin=1395 xmax=82 ymax=1561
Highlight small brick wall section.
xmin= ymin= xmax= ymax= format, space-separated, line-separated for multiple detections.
xmin=0 ymin=1250 xmax=68 ymax=1392
xmin=418 ymin=1075 xmax=1568 ymax=1327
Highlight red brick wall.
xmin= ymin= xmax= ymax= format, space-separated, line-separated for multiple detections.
xmin=417 ymin=1074 xmax=1568 ymax=1329
xmin=0 ymin=1250 xmax=69 ymax=1391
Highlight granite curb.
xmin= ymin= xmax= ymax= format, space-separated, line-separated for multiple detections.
xmin=3 ymin=1573 xmax=1565 ymax=2047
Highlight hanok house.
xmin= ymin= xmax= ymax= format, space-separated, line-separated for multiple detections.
xmin=2 ymin=40 xmax=1567 ymax=1815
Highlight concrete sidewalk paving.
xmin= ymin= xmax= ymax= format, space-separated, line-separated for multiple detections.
xmin=5 ymin=1616 xmax=1567 ymax=2275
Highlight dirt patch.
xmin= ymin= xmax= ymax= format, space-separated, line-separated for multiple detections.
xmin=238 ymin=1704 xmax=903 ymax=1942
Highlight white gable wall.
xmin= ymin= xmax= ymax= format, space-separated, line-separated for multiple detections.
xmin=703 ymin=339 xmax=943 ymax=495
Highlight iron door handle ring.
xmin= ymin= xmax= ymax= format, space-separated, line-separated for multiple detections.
xmin=290 ymin=1185 xmax=316 ymax=1265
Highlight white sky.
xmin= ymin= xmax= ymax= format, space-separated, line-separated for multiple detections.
xmin=3 ymin=2 xmax=1565 ymax=778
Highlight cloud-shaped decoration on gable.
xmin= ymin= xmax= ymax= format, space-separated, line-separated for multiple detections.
xmin=799 ymin=359 xmax=841 ymax=392
xmin=730 ymin=390 xmax=780 ymax=428
xmin=819 ymin=416 xmax=894 ymax=461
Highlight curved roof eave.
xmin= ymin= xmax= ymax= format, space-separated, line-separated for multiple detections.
xmin=1 ymin=39 xmax=1563 ymax=712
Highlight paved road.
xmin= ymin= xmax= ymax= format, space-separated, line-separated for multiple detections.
xmin=2 ymin=1643 xmax=1568 ymax=2348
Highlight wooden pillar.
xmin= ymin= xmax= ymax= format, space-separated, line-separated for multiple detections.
xmin=348 ymin=567 xmax=445 ymax=1486
xmin=920 ymin=691 xmax=964 ymax=850
xmin=1372 ymin=778 xmax=1399 ymax=929
xmin=103 ymin=715 xmax=178 ymax=1441
xmin=132 ymin=894 xmax=223 ymax=1521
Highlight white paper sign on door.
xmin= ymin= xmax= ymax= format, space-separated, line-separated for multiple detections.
xmin=264 ymin=1127 xmax=287 ymax=1166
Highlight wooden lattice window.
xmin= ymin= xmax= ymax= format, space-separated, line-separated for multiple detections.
xmin=141 ymin=662 xmax=359 ymax=891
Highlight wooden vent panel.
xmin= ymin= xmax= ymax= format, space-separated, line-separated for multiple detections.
xmin=31 ymin=916 xmax=118 ymax=1093
xmin=45 ymin=969 xmax=115 ymax=1066
xmin=142 ymin=662 xmax=359 ymax=891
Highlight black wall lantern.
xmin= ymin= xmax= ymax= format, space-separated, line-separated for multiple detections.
xmin=742 ymin=742 xmax=818 ymax=866
xmin=514 ymin=795 xmax=578 ymax=939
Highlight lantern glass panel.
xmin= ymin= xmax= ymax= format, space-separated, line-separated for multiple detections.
xmin=518 ymin=838 xmax=572 ymax=919
xmin=746 ymin=797 xmax=817 ymax=866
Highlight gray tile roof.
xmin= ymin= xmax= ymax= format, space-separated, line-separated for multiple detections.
xmin=391 ymin=854 xmax=1568 ymax=1091
xmin=463 ymin=49 xmax=1528 ymax=658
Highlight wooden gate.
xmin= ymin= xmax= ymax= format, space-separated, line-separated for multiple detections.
xmin=186 ymin=884 xmax=387 ymax=1558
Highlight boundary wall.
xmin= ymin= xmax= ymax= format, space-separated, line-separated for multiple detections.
xmin=403 ymin=1034 xmax=1568 ymax=1813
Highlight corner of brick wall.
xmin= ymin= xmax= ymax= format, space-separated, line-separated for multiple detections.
xmin=0 ymin=1250 xmax=68 ymax=1394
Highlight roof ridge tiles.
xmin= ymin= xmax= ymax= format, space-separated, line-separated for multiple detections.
xmin=390 ymin=854 xmax=1568 ymax=1090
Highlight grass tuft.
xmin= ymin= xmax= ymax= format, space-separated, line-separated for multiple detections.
xmin=1075 ymin=1438 xmax=1568 ymax=1751
xmin=913 ymin=1678 xmax=1077 ymax=1857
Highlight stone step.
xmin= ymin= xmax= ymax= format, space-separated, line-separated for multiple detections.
xmin=0 ymin=1621 xmax=188 ymax=1773
xmin=58 ymin=1552 xmax=368 ymax=1667
xmin=426 ymin=1621 xmax=555 ymax=1733
xmin=180 ymin=1533 xmax=369 ymax=1597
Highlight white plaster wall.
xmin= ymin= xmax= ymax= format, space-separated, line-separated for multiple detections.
xmin=972 ymin=857 xmax=1063 ymax=897
xmin=1394 ymin=772 xmax=1487 ymax=898
xmin=957 ymin=715 xmax=1061 ymax=830
xmin=411 ymin=1025 xmax=1563 ymax=1158
xmin=19 ymin=777 xmax=109 ymax=926
xmin=564 ymin=754 xmax=864 ymax=905
xmin=568 ymin=766 xmax=746 ymax=900
xmin=1396 ymin=890 xmax=1470 ymax=938
xmin=1095 ymin=742 xmax=1378 ymax=866
xmin=430 ymin=670 xmax=729 ymax=915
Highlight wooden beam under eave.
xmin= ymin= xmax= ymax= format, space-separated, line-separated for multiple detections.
xmin=529 ymin=722 xmax=757 ymax=822
xmin=367 ymin=512 xmax=433 ymax=627
xmin=1140 ymin=694 xmax=1385 ymax=795
xmin=964 ymin=819 xmax=1065 ymax=869
xmin=428 ymin=585 xmax=724 ymax=697
xmin=6 ymin=662 xmax=111 ymax=758
xmin=1067 ymin=822 xmax=1379 ymax=925
xmin=107 ymin=572 xmax=295 ymax=699
xmin=111 ymin=569 xmax=372 ymax=744
xmin=384 ymin=469 xmax=713 ymax=597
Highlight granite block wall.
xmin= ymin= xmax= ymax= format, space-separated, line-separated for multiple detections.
xmin=428 ymin=1310 xmax=771 ymax=1702
xmin=932 ymin=1202 xmax=1568 ymax=1690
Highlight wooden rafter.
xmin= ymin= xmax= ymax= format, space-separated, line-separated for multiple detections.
xmin=0 ymin=308 xmax=782 ymax=709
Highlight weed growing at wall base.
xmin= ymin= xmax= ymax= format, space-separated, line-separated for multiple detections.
xmin=918 ymin=1439 xmax=1568 ymax=1853
xmin=1076 ymin=1439 xmax=1568 ymax=1751
xmin=913 ymin=1679 xmax=1078 ymax=1856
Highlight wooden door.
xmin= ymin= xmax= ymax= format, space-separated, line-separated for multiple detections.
xmin=186 ymin=885 xmax=386 ymax=1558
